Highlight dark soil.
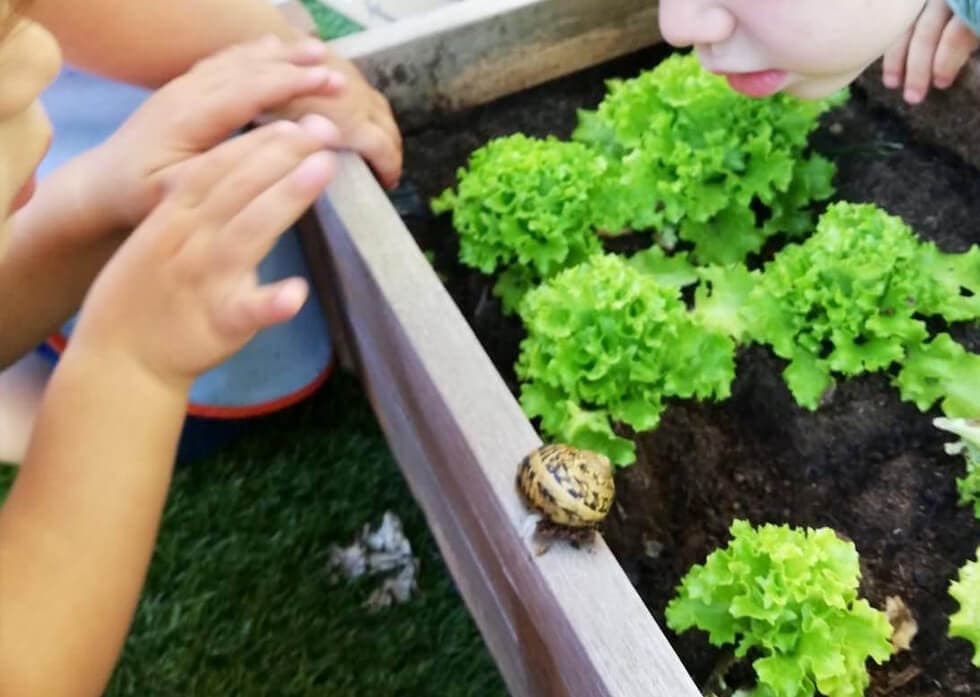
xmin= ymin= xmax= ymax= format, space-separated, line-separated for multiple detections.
xmin=398 ymin=46 xmax=980 ymax=697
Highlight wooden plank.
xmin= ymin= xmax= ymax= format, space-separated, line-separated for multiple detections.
xmin=299 ymin=153 xmax=701 ymax=697
xmin=325 ymin=0 xmax=661 ymax=127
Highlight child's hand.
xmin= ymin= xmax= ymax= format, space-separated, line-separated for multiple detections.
xmin=88 ymin=35 xmax=344 ymax=232
xmin=273 ymin=49 xmax=403 ymax=190
xmin=882 ymin=0 xmax=979 ymax=104
xmin=69 ymin=117 xmax=336 ymax=393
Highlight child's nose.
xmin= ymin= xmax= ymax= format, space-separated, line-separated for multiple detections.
xmin=659 ymin=0 xmax=736 ymax=47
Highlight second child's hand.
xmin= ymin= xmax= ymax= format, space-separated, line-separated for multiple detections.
xmin=882 ymin=0 xmax=979 ymax=103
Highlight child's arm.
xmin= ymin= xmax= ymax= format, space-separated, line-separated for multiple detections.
xmin=0 ymin=37 xmax=342 ymax=366
xmin=882 ymin=0 xmax=979 ymax=103
xmin=0 ymin=95 xmax=336 ymax=697
xmin=25 ymin=0 xmax=402 ymax=188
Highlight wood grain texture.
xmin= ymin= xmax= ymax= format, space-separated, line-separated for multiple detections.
xmin=299 ymin=153 xmax=700 ymax=697
xmin=324 ymin=0 xmax=662 ymax=127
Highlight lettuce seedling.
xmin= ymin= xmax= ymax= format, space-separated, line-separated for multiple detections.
xmin=933 ymin=417 xmax=980 ymax=518
xmin=516 ymin=253 xmax=735 ymax=465
xmin=949 ymin=548 xmax=980 ymax=667
xmin=666 ymin=519 xmax=894 ymax=697
xmin=431 ymin=134 xmax=605 ymax=313
xmin=573 ymin=53 xmax=844 ymax=264
xmin=696 ymin=202 xmax=980 ymax=410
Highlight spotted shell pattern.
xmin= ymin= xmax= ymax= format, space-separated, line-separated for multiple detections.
xmin=518 ymin=444 xmax=615 ymax=528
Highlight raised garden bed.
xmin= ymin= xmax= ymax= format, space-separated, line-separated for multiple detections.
xmin=304 ymin=2 xmax=979 ymax=695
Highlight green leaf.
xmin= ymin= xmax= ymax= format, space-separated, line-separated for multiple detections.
xmin=748 ymin=202 xmax=977 ymax=411
xmin=628 ymin=246 xmax=699 ymax=288
xmin=667 ymin=520 xmax=893 ymax=697
xmin=933 ymin=418 xmax=980 ymax=518
xmin=948 ymin=548 xmax=980 ymax=668
xmin=432 ymin=134 xmax=604 ymax=286
xmin=783 ymin=353 xmax=833 ymax=410
xmin=693 ymin=264 xmax=759 ymax=342
xmin=516 ymin=254 xmax=735 ymax=466
xmin=573 ymin=53 xmax=843 ymax=264
xmin=894 ymin=333 xmax=980 ymax=417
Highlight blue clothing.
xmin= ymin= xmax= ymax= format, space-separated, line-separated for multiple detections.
xmin=38 ymin=67 xmax=334 ymax=453
xmin=947 ymin=0 xmax=980 ymax=35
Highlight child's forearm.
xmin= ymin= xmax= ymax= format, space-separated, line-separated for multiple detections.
xmin=0 ymin=151 xmax=125 ymax=368
xmin=28 ymin=0 xmax=306 ymax=87
xmin=0 ymin=342 xmax=187 ymax=697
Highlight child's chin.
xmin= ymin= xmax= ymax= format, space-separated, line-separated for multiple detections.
xmin=783 ymin=72 xmax=860 ymax=99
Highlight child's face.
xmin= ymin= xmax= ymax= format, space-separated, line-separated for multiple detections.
xmin=0 ymin=14 xmax=61 ymax=253
xmin=659 ymin=0 xmax=927 ymax=98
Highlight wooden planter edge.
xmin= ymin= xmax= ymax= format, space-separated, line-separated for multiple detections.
xmin=322 ymin=0 xmax=661 ymax=128
xmin=299 ymin=153 xmax=699 ymax=697
xmin=301 ymin=0 xmax=699 ymax=697
xmin=301 ymin=2 xmax=701 ymax=695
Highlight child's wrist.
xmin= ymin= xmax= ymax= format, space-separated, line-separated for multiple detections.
xmin=63 ymin=322 xmax=195 ymax=405
xmin=74 ymin=146 xmax=137 ymax=233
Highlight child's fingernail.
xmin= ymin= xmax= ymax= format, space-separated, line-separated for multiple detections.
xmin=934 ymin=77 xmax=952 ymax=89
xmin=296 ymin=38 xmax=328 ymax=55
xmin=294 ymin=151 xmax=336 ymax=188
xmin=904 ymin=88 xmax=923 ymax=104
xmin=882 ymin=74 xmax=899 ymax=88
xmin=304 ymin=66 xmax=332 ymax=84
xmin=298 ymin=113 xmax=340 ymax=142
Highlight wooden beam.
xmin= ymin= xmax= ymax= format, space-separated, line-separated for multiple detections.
xmin=325 ymin=0 xmax=662 ymax=127
xmin=299 ymin=153 xmax=700 ymax=697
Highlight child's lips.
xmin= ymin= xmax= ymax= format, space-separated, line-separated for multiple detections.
xmin=719 ymin=70 xmax=789 ymax=98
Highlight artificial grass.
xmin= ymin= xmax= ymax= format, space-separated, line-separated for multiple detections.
xmin=0 ymin=373 xmax=506 ymax=696
xmin=300 ymin=0 xmax=363 ymax=38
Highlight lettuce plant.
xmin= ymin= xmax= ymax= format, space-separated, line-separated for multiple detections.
xmin=949 ymin=548 xmax=980 ymax=667
xmin=516 ymin=253 xmax=735 ymax=465
xmin=894 ymin=333 xmax=980 ymax=418
xmin=573 ymin=53 xmax=844 ymax=264
xmin=933 ymin=418 xmax=980 ymax=518
xmin=431 ymin=134 xmax=605 ymax=313
xmin=666 ymin=520 xmax=894 ymax=697
xmin=696 ymin=203 xmax=980 ymax=410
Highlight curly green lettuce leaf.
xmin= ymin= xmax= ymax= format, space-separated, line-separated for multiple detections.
xmin=627 ymin=246 xmax=699 ymax=288
xmin=894 ymin=334 xmax=980 ymax=418
xmin=666 ymin=520 xmax=894 ymax=697
xmin=516 ymin=254 xmax=735 ymax=465
xmin=692 ymin=264 xmax=759 ymax=342
xmin=431 ymin=134 xmax=606 ymax=312
xmin=573 ymin=53 xmax=845 ymax=264
xmin=746 ymin=202 xmax=977 ymax=410
xmin=949 ymin=548 xmax=980 ymax=667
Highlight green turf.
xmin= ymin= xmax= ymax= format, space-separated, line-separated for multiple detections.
xmin=0 ymin=373 xmax=506 ymax=696
xmin=300 ymin=0 xmax=363 ymax=38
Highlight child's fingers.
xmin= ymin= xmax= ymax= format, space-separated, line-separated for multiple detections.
xmin=217 ymin=277 xmax=310 ymax=337
xmin=903 ymin=0 xmax=953 ymax=102
xmin=883 ymin=26 xmax=914 ymax=89
xmin=193 ymin=116 xmax=337 ymax=230
xmin=352 ymin=119 xmax=403 ymax=190
xmin=220 ymin=151 xmax=336 ymax=268
xmin=179 ymin=60 xmax=343 ymax=150
xmin=932 ymin=19 xmax=979 ymax=89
